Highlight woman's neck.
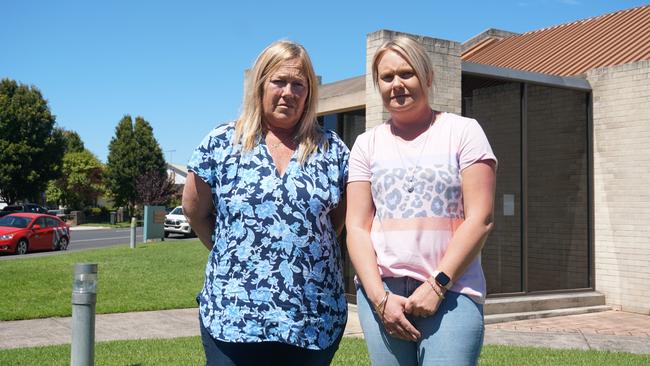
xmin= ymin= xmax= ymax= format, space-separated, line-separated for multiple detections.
xmin=264 ymin=123 xmax=298 ymax=141
xmin=390 ymin=108 xmax=435 ymax=141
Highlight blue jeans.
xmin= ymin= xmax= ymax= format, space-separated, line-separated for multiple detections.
xmin=357 ymin=277 xmax=484 ymax=366
xmin=200 ymin=316 xmax=342 ymax=366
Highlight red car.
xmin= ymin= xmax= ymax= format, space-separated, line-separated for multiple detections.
xmin=0 ymin=213 xmax=71 ymax=255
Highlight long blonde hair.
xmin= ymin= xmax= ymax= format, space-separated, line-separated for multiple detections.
xmin=234 ymin=40 xmax=322 ymax=164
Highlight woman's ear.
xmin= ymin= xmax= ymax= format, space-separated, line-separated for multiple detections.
xmin=427 ymin=71 xmax=434 ymax=88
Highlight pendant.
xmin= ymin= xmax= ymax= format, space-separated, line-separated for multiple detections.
xmin=405 ymin=175 xmax=415 ymax=193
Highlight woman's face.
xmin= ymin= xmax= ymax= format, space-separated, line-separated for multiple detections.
xmin=262 ymin=58 xmax=309 ymax=130
xmin=376 ymin=50 xmax=429 ymax=115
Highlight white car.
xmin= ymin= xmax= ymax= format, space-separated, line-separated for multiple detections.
xmin=164 ymin=206 xmax=194 ymax=237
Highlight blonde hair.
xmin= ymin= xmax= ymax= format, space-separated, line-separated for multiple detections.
xmin=371 ymin=36 xmax=434 ymax=96
xmin=234 ymin=40 xmax=322 ymax=164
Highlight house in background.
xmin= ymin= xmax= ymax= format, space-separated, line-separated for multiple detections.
xmin=317 ymin=5 xmax=650 ymax=316
xmin=167 ymin=163 xmax=187 ymax=185
xmin=167 ymin=163 xmax=187 ymax=191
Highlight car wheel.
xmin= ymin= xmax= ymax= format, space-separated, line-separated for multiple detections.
xmin=164 ymin=231 xmax=169 ymax=238
xmin=16 ymin=239 xmax=28 ymax=255
xmin=57 ymin=237 xmax=69 ymax=251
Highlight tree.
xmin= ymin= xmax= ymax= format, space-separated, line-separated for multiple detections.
xmin=0 ymin=78 xmax=65 ymax=204
xmin=61 ymin=128 xmax=85 ymax=153
xmin=105 ymin=115 xmax=166 ymax=215
xmin=46 ymin=149 xmax=105 ymax=209
xmin=135 ymin=170 xmax=177 ymax=206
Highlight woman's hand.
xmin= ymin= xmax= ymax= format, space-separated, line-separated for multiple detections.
xmin=380 ymin=293 xmax=421 ymax=341
xmin=405 ymin=281 xmax=443 ymax=318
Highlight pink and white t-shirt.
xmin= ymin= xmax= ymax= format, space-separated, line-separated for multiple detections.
xmin=348 ymin=112 xmax=497 ymax=303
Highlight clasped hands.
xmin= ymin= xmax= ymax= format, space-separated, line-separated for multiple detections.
xmin=377 ymin=281 xmax=445 ymax=342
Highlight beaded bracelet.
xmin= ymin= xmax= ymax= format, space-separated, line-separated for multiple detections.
xmin=426 ymin=278 xmax=445 ymax=300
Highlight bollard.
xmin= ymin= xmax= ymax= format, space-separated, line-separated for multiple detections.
xmin=71 ymin=263 xmax=97 ymax=366
xmin=130 ymin=217 xmax=137 ymax=249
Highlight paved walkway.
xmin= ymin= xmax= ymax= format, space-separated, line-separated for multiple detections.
xmin=1 ymin=307 xmax=649 ymax=354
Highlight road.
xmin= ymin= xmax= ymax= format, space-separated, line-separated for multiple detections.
xmin=0 ymin=227 xmax=194 ymax=260
xmin=69 ymin=227 xmax=144 ymax=251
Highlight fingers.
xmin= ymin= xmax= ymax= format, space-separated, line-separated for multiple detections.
xmin=399 ymin=316 xmax=421 ymax=340
xmin=385 ymin=317 xmax=419 ymax=341
xmin=388 ymin=312 xmax=421 ymax=340
xmin=381 ymin=294 xmax=421 ymax=341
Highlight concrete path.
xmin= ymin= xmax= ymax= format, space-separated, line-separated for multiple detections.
xmin=1 ymin=307 xmax=649 ymax=355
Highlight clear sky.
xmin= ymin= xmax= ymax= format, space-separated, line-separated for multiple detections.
xmin=3 ymin=0 xmax=647 ymax=165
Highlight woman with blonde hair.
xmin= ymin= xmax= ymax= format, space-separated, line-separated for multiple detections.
xmin=183 ymin=40 xmax=349 ymax=365
xmin=346 ymin=36 xmax=497 ymax=365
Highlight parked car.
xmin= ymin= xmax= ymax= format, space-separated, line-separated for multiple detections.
xmin=0 ymin=204 xmax=51 ymax=218
xmin=0 ymin=213 xmax=71 ymax=255
xmin=164 ymin=206 xmax=194 ymax=237
xmin=46 ymin=208 xmax=69 ymax=220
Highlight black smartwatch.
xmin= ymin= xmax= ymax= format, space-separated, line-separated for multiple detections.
xmin=434 ymin=271 xmax=453 ymax=290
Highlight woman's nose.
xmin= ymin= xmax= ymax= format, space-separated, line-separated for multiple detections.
xmin=392 ymin=77 xmax=404 ymax=89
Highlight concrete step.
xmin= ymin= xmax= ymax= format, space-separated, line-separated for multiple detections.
xmin=485 ymin=305 xmax=611 ymax=324
xmin=484 ymin=291 xmax=606 ymax=315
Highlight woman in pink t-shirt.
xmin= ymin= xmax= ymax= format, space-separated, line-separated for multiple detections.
xmin=346 ymin=36 xmax=497 ymax=365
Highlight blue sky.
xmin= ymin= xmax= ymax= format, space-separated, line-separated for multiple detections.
xmin=3 ymin=0 xmax=647 ymax=164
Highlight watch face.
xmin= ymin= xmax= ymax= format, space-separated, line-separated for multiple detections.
xmin=435 ymin=272 xmax=451 ymax=287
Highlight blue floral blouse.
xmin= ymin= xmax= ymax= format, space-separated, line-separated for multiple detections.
xmin=187 ymin=123 xmax=349 ymax=350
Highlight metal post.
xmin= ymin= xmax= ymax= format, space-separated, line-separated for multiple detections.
xmin=71 ymin=263 xmax=97 ymax=366
xmin=130 ymin=217 xmax=137 ymax=249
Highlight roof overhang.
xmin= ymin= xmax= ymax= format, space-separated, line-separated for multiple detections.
xmin=462 ymin=62 xmax=592 ymax=91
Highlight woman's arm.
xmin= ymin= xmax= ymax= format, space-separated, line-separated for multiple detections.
xmin=182 ymin=172 xmax=216 ymax=250
xmin=437 ymin=160 xmax=496 ymax=281
xmin=406 ymin=160 xmax=496 ymax=312
xmin=329 ymin=197 xmax=346 ymax=237
xmin=346 ymin=181 xmax=420 ymax=341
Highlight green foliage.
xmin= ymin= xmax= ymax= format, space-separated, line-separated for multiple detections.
xmin=105 ymin=115 xmax=166 ymax=214
xmin=60 ymin=128 xmax=85 ymax=153
xmin=45 ymin=149 xmax=105 ymax=209
xmin=0 ymin=78 xmax=65 ymax=204
xmin=0 ymin=241 xmax=205 ymax=321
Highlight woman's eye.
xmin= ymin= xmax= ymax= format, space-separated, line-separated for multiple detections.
xmin=380 ymin=75 xmax=394 ymax=82
xmin=399 ymin=72 xmax=414 ymax=79
xmin=271 ymin=79 xmax=287 ymax=86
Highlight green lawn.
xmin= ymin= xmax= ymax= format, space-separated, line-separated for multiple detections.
xmin=0 ymin=240 xmax=206 ymax=320
xmin=1 ymin=337 xmax=649 ymax=366
xmin=2 ymin=241 xmax=649 ymax=365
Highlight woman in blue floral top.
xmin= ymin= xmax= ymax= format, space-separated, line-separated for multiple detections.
xmin=183 ymin=40 xmax=349 ymax=366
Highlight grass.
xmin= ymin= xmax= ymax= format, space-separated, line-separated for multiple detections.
xmin=1 ymin=337 xmax=649 ymax=366
xmin=0 ymin=240 xmax=206 ymax=320
xmin=2 ymin=240 xmax=649 ymax=365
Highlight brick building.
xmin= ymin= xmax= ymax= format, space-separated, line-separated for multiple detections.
xmin=318 ymin=5 xmax=650 ymax=315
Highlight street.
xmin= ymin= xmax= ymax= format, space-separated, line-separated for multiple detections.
xmin=69 ymin=227 xmax=144 ymax=251
xmin=0 ymin=226 xmax=195 ymax=260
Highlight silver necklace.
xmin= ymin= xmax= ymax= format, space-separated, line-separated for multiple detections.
xmin=265 ymin=134 xmax=297 ymax=151
xmin=391 ymin=114 xmax=434 ymax=193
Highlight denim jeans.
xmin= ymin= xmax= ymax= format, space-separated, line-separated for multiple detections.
xmin=356 ymin=277 xmax=484 ymax=366
xmin=199 ymin=316 xmax=342 ymax=366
